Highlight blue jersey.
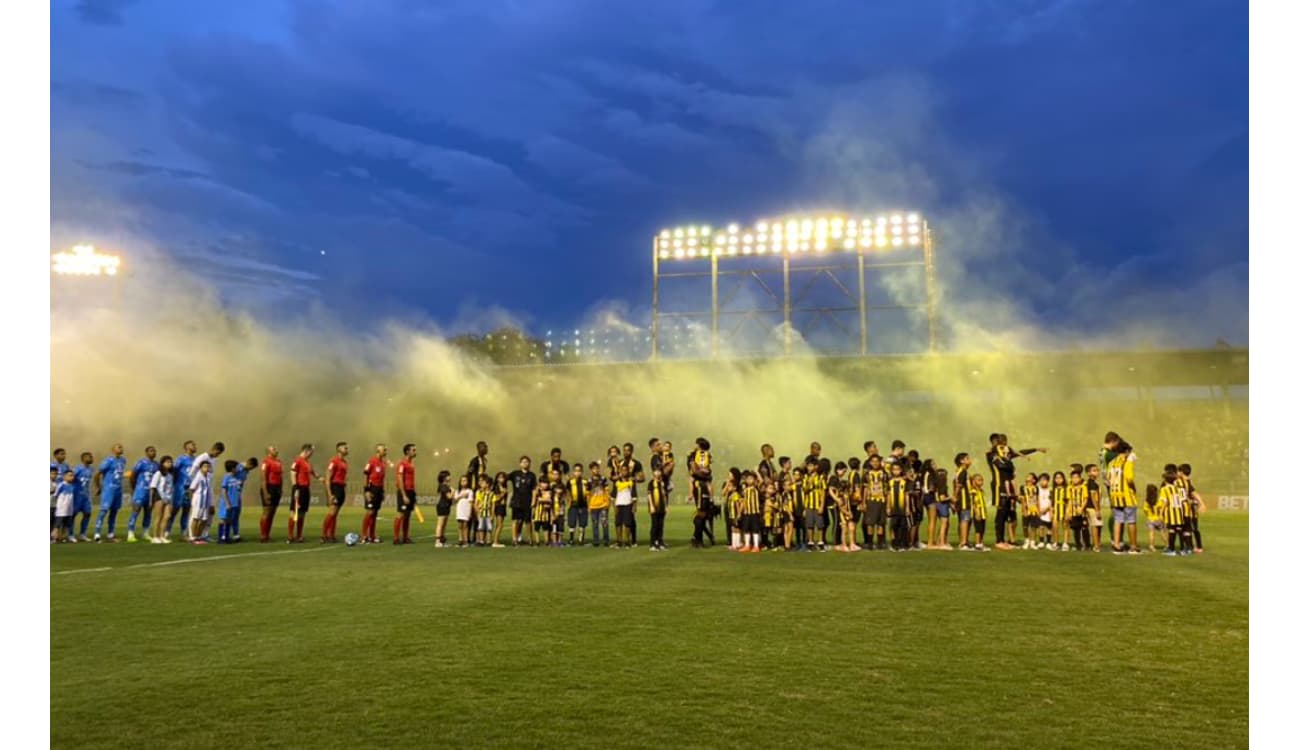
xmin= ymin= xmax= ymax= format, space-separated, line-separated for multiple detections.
xmin=175 ymin=454 xmax=196 ymax=502
xmin=132 ymin=458 xmax=159 ymax=501
xmin=222 ymin=472 xmax=245 ymax=508
xmin=74 ymin=465 xmax=94 ymax=503
xmin=52 ymin=461 xmax=70 ymax=478
xmin=98 ymin=456 xmax=126 ymax=496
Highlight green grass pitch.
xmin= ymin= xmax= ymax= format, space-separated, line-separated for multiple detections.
xmin=51 ymin=509 xmax=1248 ymax=749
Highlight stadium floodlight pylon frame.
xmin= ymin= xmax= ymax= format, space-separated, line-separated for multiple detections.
xmin=650 ymin=212 xmax=936 ymax=359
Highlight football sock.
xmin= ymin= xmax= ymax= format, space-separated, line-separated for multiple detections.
xmin=394 ymin=517 xmax=403 ymax=540
xmin=259 ymin=516 xmax=270 ymax=540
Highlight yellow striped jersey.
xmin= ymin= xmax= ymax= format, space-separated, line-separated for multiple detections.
xmin=888 ymin=477 xmax=908 ymax=514
xmin=533 ymin=490 xmax=553 ymax=521
xmin=741 ymin=486 xmax=761 ymax=515
xmin=1067 ymin=484 xmax=1088 ymax=517
xmin=1020 ymin=483 xmax=1037 ymax=512
xmin=474 ymin=489 xmax=495 ymax=516
xmin=568 ymin=477 xmax=588 ymax=508
xmin=865 ymin=469 xmax=886 ymax=501
xmin=1052 ymin=485 xmax=1068 ymax=521
xmin=727 ymin=490 xmax=743 ymax=523
xmin=1107 ymin=453 xmax=1136 ymax=508
xmin=803 ymin=474 xmax=827 ymax=513
xmin=647 ymin=479 xmax=668 ymax=513
xmin=953 ymin=468 xmax=971 ymax=511
xmin=971 ymin=487 xmax=987 ymax=521
xmin=790 ymin=484 xmax=806 ymax=514
xmin=1160 ymin=484 xmax=1185 ymax=526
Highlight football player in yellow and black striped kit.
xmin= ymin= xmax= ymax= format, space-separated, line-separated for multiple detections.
xmin=802 ymin=459 xmax=828 ymax=551
xmin=647 ymin=466 xmax=669 ymax=551
xmin=688 ymin=438 xmax=715 ymax=548
xmin=1103 ymin=434 xmax=1140 ymax=555
xmin=862 ymin=454 xmax=888 ymax=550
xmin=1066 ymin=470 xmax=1090 ymax=550
xmin=737 ymin=470 xmax=763 ymax=553
xmin=1158 ymin=468 xmax=1192 ymax=556
xmin=886 ymin=460 xmax=910 ymax=551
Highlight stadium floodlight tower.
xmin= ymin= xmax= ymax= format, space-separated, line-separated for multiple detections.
xmin=51 ymin=244 xmax=125 ymax=310
xmin=650 ymin=212 xmax=936 ymax=360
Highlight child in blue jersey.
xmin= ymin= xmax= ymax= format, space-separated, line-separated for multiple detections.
xmin=218 ymin=458 xmax=258 ymax=544
xmin=52 ymin=469 xmax=78 ymax=543
xmin=126 ymin=446 xmax=159 ymax=543
xmin=73 ymin=452 xmax=95 ymax=541
xmin=93 ymin=443 xmax=127 ymax=542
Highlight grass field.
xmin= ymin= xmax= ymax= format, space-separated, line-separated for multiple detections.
xmin=50 ymin=509 xmax=1248 ymax=749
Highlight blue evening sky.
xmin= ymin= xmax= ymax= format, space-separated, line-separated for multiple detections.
xmin=51 ymin=0 xmax=1247 ymax=344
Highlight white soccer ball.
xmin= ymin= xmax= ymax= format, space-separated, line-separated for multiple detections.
xmin=344 ymin=532 xmax=360 ymax=547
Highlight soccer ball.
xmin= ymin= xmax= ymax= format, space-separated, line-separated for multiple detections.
xmin=344 ymin=532 xmax=360 ymax=547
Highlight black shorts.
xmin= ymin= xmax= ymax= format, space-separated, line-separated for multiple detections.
xmin=493 ymin=503 xmax=507 ymax=518
xmin=741 ymin=513 xmax=762 ymax=534
xmin=615 ymin=505 xmax=635 ymax=527
xmin=263 ymin=484 xmax=283 ymax=509
xmin=364 ymin=487 xmax=385 ymax=511
xmin=511 ymin=504 xmax=530 ymax=522
xmin=863 ymin=501 xmax=886 ymax=527
xmin=329 ymin=483 xmax=347 ymax=508
xmin=851 ymin=507 xmax=862 ymax=524
xmin=291 ymin=485 xmax=311 ymax=513
xmin=398 ymin=489 xmax=417 ymax=514
xmin=1003 ymin=508 xmax=1017 ymax=522
xmin=436 ymin=501 xmax=452 ymax=518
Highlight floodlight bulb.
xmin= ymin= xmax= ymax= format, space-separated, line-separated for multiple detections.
xmin=756 ymin=221 xmax=768 ymax=232
xmin=727 ymin=246 xmax=737 ymax=256
xmin=830 ymin=217 xmax=843 ymax=229
xmin=801 ymin=219 xmax=813 ymax=232
xmin=772 ymin=241 xmax=782 ymax=251
xmin=729 ymin=236 xmax=738 ymax=245
xmin=688 ymin=238 xmax=697 ymax=246
xmin=688 ymin=226 xmax=697 ymax=237
xmin=757 ymin=245 xmax=767 ymax=254
xmin=815 ymin=240 xmax=826 ymax=251
xmin=843 ymin=239 xmax=855 ymax=249
xmin=909 ymin=235 xmax=921 ymax=246
xmin=785 ymin=221 xmax=797 ymax=236
xmin=907 ymin=213 xmax=920 ymax=224
xmin=660 ymin=229 xmax=670 ymax=238
xmin=728 ymin=223 xmax=739 ymax=234
xmin=815 ymin=218 xmax=828 ymax=230
xmin=860 ymin=237 xmax=872 ymax=248
xmin=892 ymin=226 xmax=902 ymax=236
xmin=830 ymin=227 xmax=842 ymax=239
xmin=743 ymin=234 xmax=753 ymax=244
xmin=674 ymin=239 xmax=682 ymax=248
xmin=675 ymin=228 xmax=684 ymax=238
xmin=659 ymin=250 xmax=669 ymax=259
xmin=876 ymin=216 xmax=887 ymax=226
xmin=742 ymin=246 xmax=752 ymax=255
xmin=891 ymin=214 xmax=902 ymax=224
xmin=800 ymin=242 xmax=810 ymax=251
xmin=702 ymin=225 xmax=711 ymax=235
xmin=687 ymin=248 xmax=697 ymax=257
xmin=892 ymin=236 xmax=903 ymax=246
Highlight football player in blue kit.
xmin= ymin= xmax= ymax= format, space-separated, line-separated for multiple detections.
xmin=93 ymin=443 xmax=128 ymax=542
xmin=126 ymin=446 xmax=158 ymax=543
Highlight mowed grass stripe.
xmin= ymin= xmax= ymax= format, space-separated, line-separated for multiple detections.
xmin=51 ymin=511 xmax=1247 ymax=750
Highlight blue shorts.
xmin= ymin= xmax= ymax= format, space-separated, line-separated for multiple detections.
xmin=567 ymin=505 xmax=588 ymax=528
xmin=1115 ymin=507 xmax=1137 ymax=524
xmin=958 ymin=510 xmax=972 ymax=522
xmin=173 ymin=493 xmax=191 ymax=509
xmin=132 ymin=491 xmax=150 ymax=507
xmin=935 ymin=502 xmax=951 ymax=519
xmin=99 ymin=491 xmax=122 ymax=511
xmin=75 ymin=496 xmax=91 ymax=514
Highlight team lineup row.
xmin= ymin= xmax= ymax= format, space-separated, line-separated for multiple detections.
xmin=47 ymin=432 xmax=1206 ymax=556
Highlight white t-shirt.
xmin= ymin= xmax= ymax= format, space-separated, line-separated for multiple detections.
xmin=615 ymin=486 xmax=633 ymax=507
xmin=149 ymin=471 xmax=174 ymax=503
xmin=455 ymin=489 xmax=473 ymax=521
xmin=1037 ymin=487 xmax=1052 ymax=522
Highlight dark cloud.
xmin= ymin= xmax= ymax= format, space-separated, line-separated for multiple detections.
xmin=73 ymin=0 xmax=139 ymax=26
xmin=50 ymin=0 xmax=1247 ymax=345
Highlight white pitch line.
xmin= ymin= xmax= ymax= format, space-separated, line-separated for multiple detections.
xmin=51 ymin=533 xmax=438 ymax=576
xmin=51 ymin=566 xmax=114 ymax=576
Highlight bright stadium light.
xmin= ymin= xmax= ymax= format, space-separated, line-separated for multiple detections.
xmin=52 ymin=244 xmax=122 ymax=276
xmin=653 ymin=211 xmax=927 ymax=260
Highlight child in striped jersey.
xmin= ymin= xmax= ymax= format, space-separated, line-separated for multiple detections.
xmin=1066 ymin=470 xmax=1090 ymax=551
xmin=1051 ymin=471 xmax=1069 ymax=550
xmin=1159 ymin=468 xmax=1193 ymax=556
xmin=1019 ymin=474 xmax=1037 ymax=547
xmin=1142 ymin=484 xmax=1163 ymax=553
